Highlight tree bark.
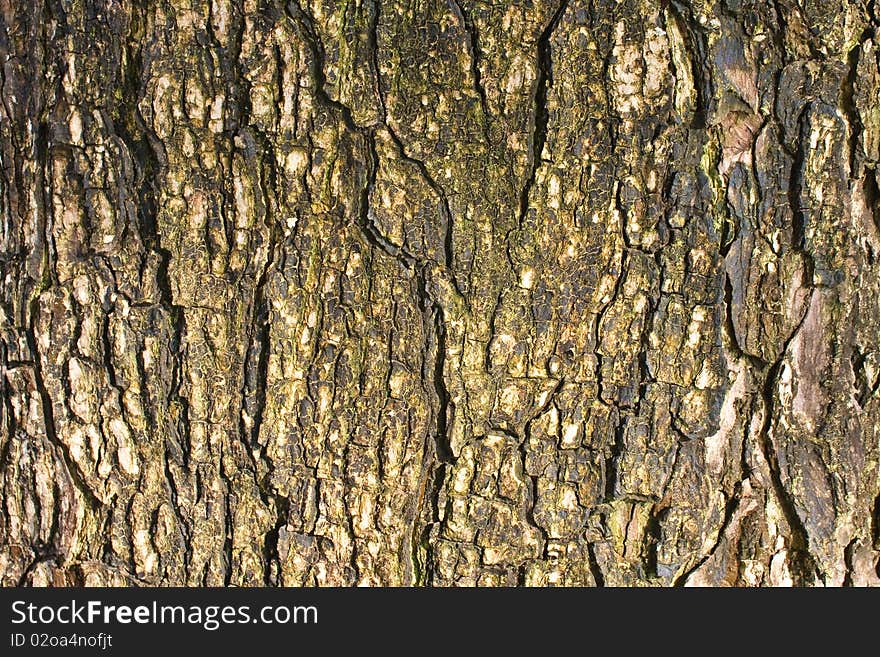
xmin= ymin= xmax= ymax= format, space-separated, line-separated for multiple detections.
xmin=1 ymin=0 xmax=879 ymax=587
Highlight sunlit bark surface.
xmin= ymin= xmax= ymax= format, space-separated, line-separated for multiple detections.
xmin=2 ymin=0 xmax=879 ymax=586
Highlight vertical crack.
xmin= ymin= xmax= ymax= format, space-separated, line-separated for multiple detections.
xmin=116 ymin=1 xmax=165 ymax=256
xmin=841 ymin=35 xmax=869 ymax=178
xmin=788 ymin=108 xmax=809 ymax=254
xmin=604 ymin=421 xmax=625 ymax=502
xmin=842 ymin=537 xmax=857 ymax=587
xmin=666 ymin=0 xmax=712 ymax=128
xmin=864 ymin=169 xmax=880 ymax=239
xmin=757 ymin=292 xmax=821 ymax=585
xmin=429 ymin=298 xmax=453 ymax=465
xmin=448 ymin=0 xmax=491 ymax=141
xmin=26 ymin=297 xmax=101 ymax=513
xmin=518 ymin=0 xmax=569 ymax=229
xmin=283 ymin=0 xmax=460 ymax=589
xmin=586 ymin=541 xmax=605 ymax=587
xmin=222 ymin=487 xmax=234 ymax=585
xmin=673 ymin=481 xmax=742 ymax=586
xmin=262 ymin=496 xmax=290 ymax=586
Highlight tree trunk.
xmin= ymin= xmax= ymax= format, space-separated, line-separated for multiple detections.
xmin=1 ymin=0 xmax=879 ymax=587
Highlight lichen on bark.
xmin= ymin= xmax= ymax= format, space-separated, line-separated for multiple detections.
xmin=1 ymin=0 xmax=879 ymax=587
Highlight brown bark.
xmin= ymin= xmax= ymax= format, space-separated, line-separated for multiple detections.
xmin=1 ymin=0 xmax=879 ymax=586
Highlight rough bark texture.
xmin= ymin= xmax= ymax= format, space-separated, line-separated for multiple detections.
xmin=1 ymin=0 xmax=879 ymax=587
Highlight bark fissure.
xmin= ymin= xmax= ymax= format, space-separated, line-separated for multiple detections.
xmin=517 ymin=0 xmax=570 ymax=230
xmin=448 ymin=0 xmax=491 ymax=139
xmin=757 ymin=290 xmax=821 ymax=584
